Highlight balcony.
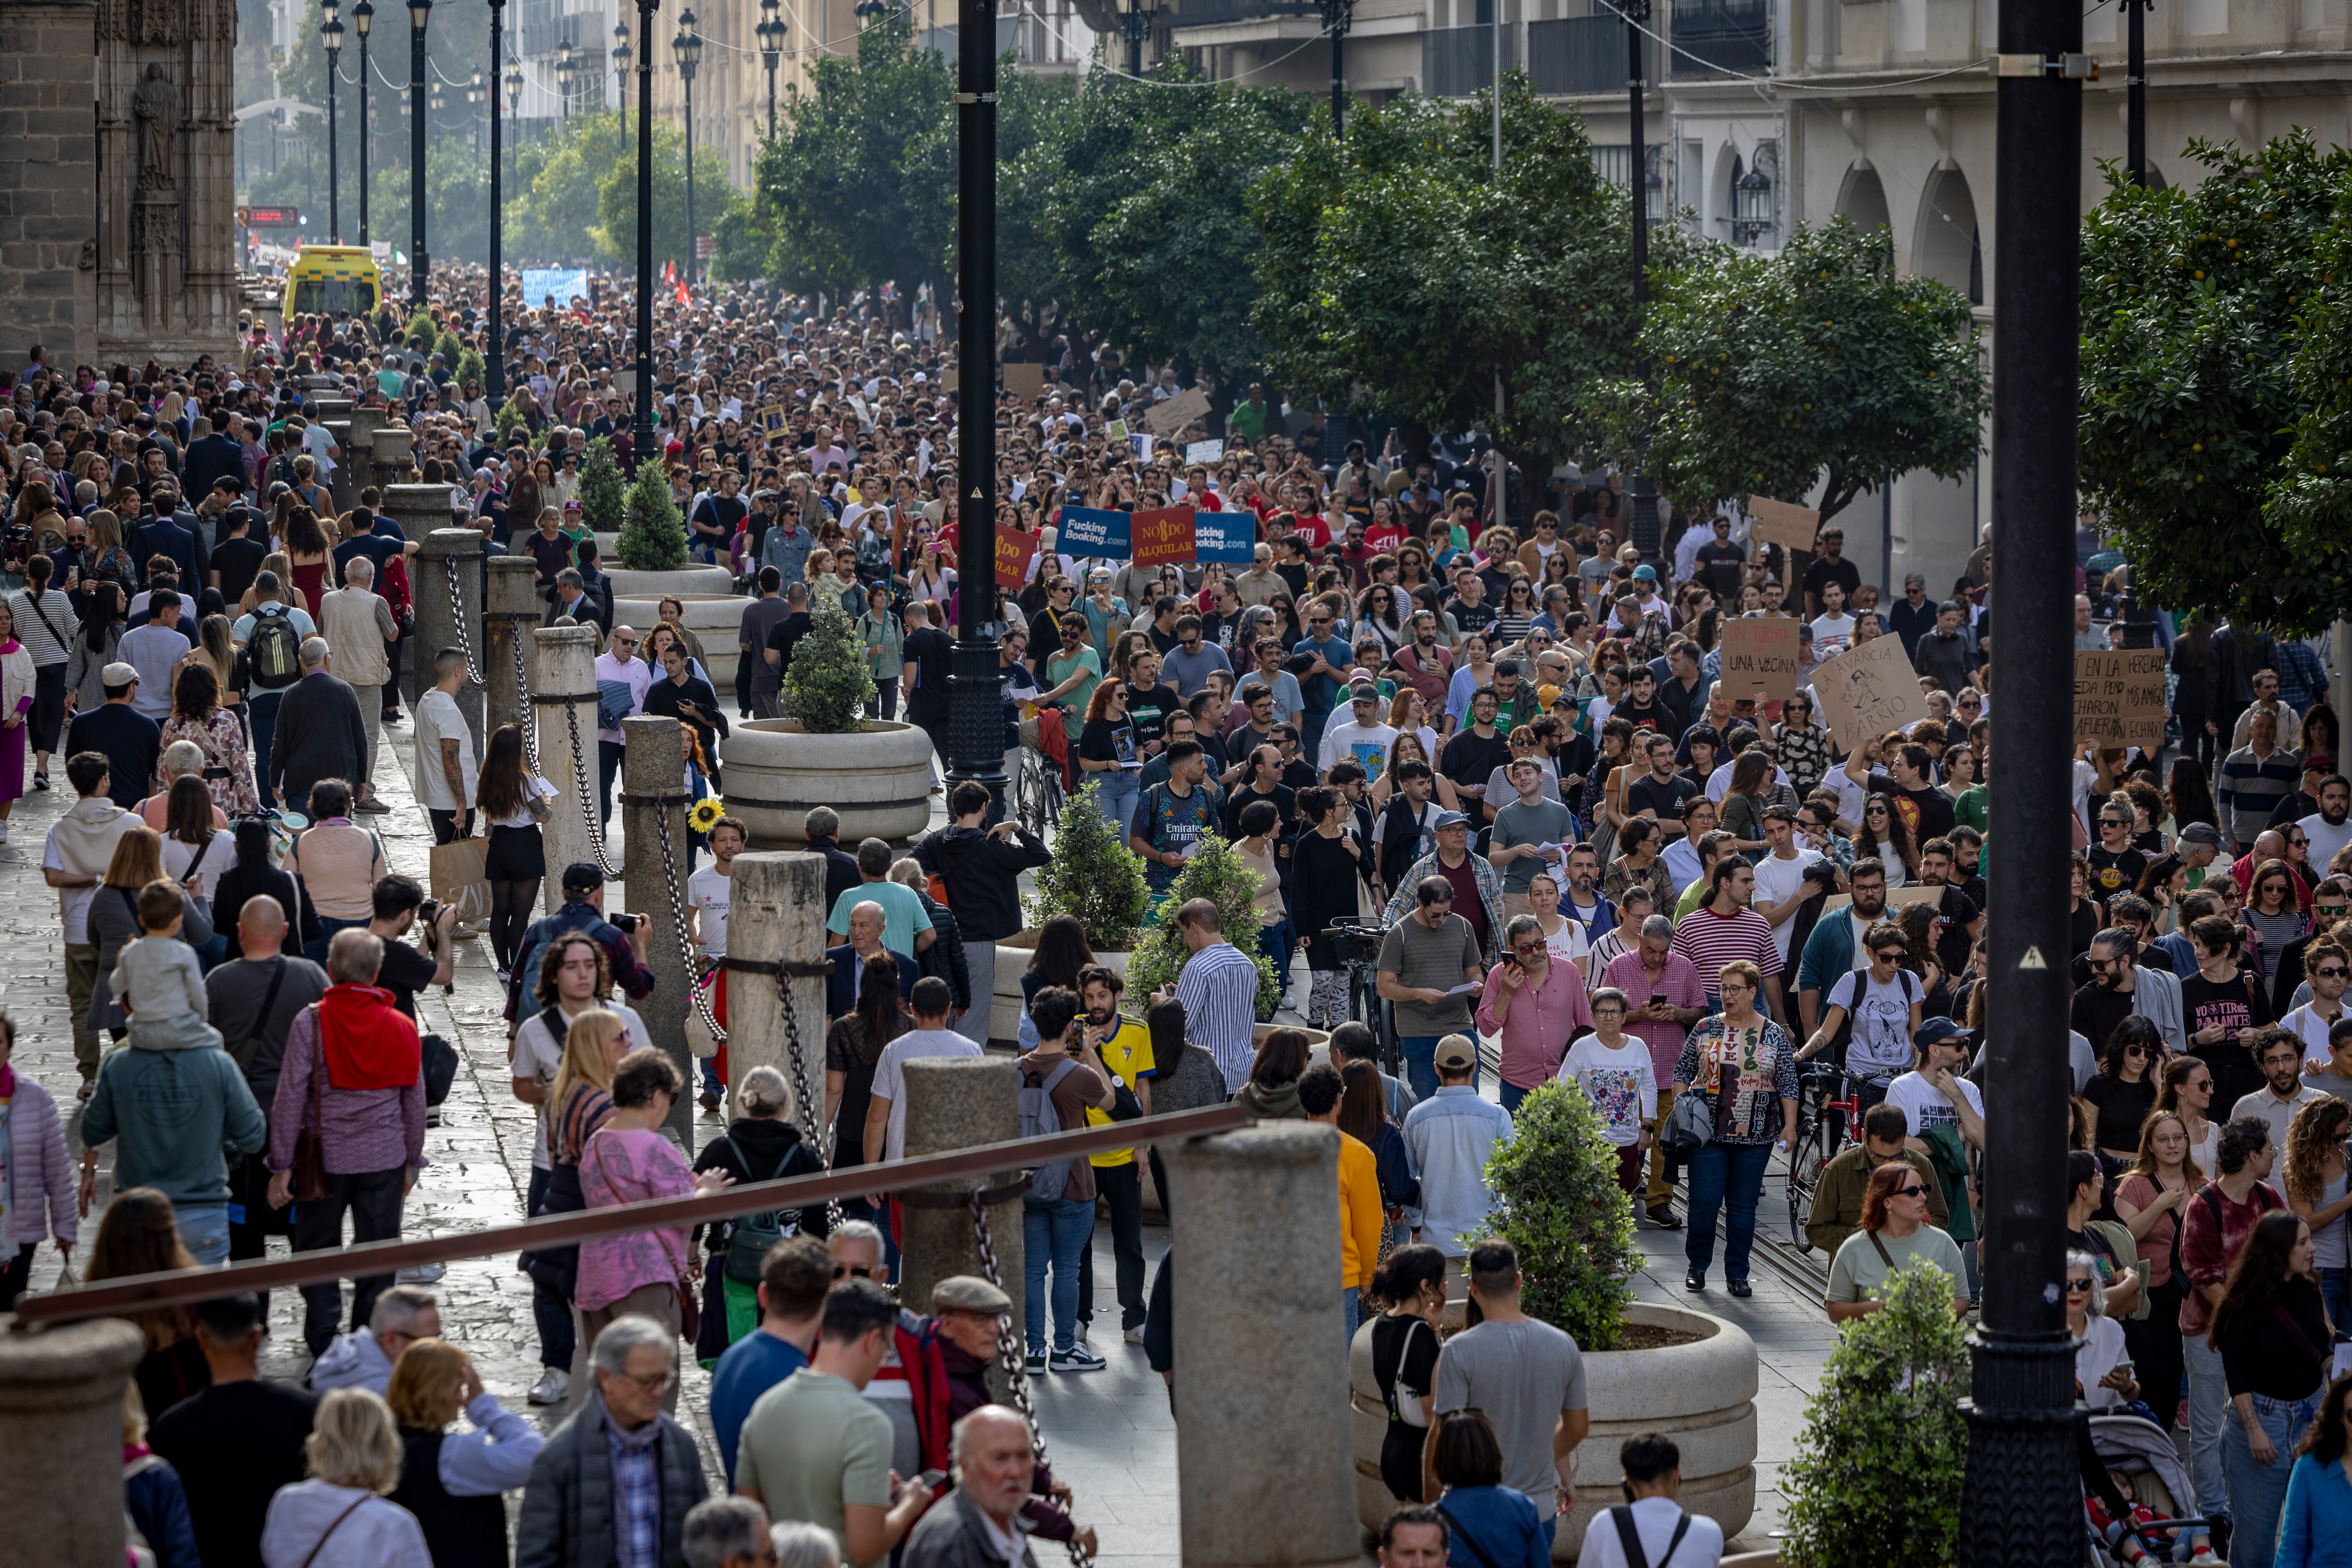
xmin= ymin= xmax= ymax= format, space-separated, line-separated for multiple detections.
xmin=1166 ymin=0 xmax=1315 ymax=28
xmin=1423 ymin=23 xmax=1521 ymax=97
xmin=1529 ymin=14 xmax=1655 ymax=95
xmin=1669 ymin=0 xmax=1770 ymax=78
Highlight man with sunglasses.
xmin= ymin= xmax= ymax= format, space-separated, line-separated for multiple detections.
xmin=2072 ymin=928 xmax=2188 ymax=1056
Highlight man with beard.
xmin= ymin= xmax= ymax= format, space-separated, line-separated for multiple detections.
xmin=2069 ymin=927 xmax=2188 ymax=1054
xmin=1795 ymin=858 xmax=1893 ymax=1038
xmin=2297 ymin=774 xmax=2352 ymax=870
xmin=1913 ymin=839 xmax=1985 ymax=975
xmin=1440 ymin=687 xmax=1510 ymax=827
xmin=1071 ymin=967 xmax=1152 ymax=1344
xmin=1865 ymin=742 xmax=1957 ymax=844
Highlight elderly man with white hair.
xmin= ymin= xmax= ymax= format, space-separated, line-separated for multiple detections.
xmin=317 ymin=556 xmax=398 ymax=812
xmin=900 ymin=1406 xmax=1048 ymax=1568
xmin=270 ymin=635 xmax=370 ymax=814
xmin=516 ymin=1315 xmax=710 ymax=1566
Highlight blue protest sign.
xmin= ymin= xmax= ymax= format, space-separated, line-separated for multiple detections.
xmin=1056 ymin=505 xmax=1132 ymax=559
xmin=1194 ymin=509 xmax=1253 ymax=565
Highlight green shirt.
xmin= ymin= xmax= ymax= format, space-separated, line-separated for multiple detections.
xmin=1824 ymin=1222 xmax=1966 ymax=1308
xmin=1046 ymin=646 xmax=1103 ymax=723
xmin=735 ymin=1369 xmax=896 ymax=1567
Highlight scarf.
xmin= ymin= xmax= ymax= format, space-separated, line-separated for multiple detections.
xmin=318 ymin=982 xmax=421 ymax=1091
xmin=50 ymin=796 xmax=134 ymax=879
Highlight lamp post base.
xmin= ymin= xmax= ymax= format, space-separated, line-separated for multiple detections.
xmin=944 ymin=639 xmax=1009 ymax=825
xmin=1957 ymin=1336 xmax=2081 ymax=1568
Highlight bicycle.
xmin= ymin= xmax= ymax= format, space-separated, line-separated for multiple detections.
xmin=1784 ymin=1062 xmax=1862 ymax=1250
xmin=1320 ymin=916 xmax=1398 ymax=1080
xmin=1013 ymin=701 xmax=1067 ymax=838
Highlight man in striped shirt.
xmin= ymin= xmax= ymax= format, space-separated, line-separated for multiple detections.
xmin=1669 ymin=860 xmax=1787 ymax=1026
xmin=2218 ymin=709 xmax=2302 ymax=854
xmin=1157 ymin=899 xmax=1261 ymax=1093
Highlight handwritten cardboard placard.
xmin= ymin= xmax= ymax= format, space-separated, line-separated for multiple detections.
xmin=1131 ymin=506 xmax=1197 ymax=568
xmin=1185 ymin=438 xmax=1225 ymax=465
xmin=1811 ymin=636 xmax=1932 ymax=746
xmin=1747 ymin=497 xmax=1822 ymax=555
xmin=1716 ymin=618 xmax=1802 ymax=702
xmin=1143 ymin=387 xmax=1211 ymax=437
xmin=1002 ymin=362 xmax=1047 ymax=399
xmin=1056 ymin=505 xmax=1132 ymax=560
xmin=937 ymin=367 xmax=959 ymax=394
xmin=1194 ymin=509 xmax=1254 ymax=565
xmin=994 ymin=528 xmax=1041 ymax=589
xmin=2074 ymin=649 xmax=2169 ymax=747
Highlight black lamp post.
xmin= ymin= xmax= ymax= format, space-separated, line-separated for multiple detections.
xmin=757 ymin=0 xmax=782 ymax=140
xmin=556 ymin=39 xmax=576 ymax=120
xmin=322 ymin=0 xmax=343 ymax=242
xmin=1623 ymin=0 xmax=1659 ymax=565
xmin=630 ymin=0 xmax=657 ymax=467
xmin=503 ymin=54 xmax=520 ymax=181
xmin=485 ymin=0 xmax=505 ymax=408
xmin=945 ymin=0 xmax=1005 ymax=816
xmin=672 ymin=10 xmax=700 ymax=286
xmin=1319 ymin=0 xmax=1352 ymax=135
xmin=2125 ymin=0 xmax=2150 ymax=183
xmin=613 ymin=19 xmax=632 ymax=125
xmin=354 ymin=0 xmax=373 ymax=246
xmin=407 ymin=0 xmax=430 ymax=307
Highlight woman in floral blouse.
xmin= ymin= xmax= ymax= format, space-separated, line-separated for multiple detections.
xmin=155 ymin=661 xmax=257 ymax=818
xmin=1772 ymin=692 xmax=1832 ymax=800
xmin=1671 ymin=960 xmax=1800 ymax=1298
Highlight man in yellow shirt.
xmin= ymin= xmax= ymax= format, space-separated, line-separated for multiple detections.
xmin=1300 ymin=1061 xmax=1385 ymax=1345
xmin=1077 ymin=965 xmax=1155 ymax=1345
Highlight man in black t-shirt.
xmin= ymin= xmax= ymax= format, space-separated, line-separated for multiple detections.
xmin=1801 ymin=528 xmax=1864 ymax=618
xmin=1123 ymin=646 xmax=1181 ymax=758
xmin=690 ymin=469 xmax=750 ymax=564
xmin=368 ymin=874 xmax=455 ymax=1018
xmin=149 ymin=1292 xmax=317 ymax=1568
xmin=208 ymin=506 xmax=268 ymax=605
xmin=1625 ymin=732 xmax=1700 ymax=827
xmin=1440 ymin=686 xmax=1512 ymax=825
xmin=1915 ymin=838 xmax=1986 ymax=974
xmin=1865 ymin=743 xmax=1956 ymax=844
xmin=1692 ymin=514 xmax=1748 ymax=600
xmin=901 ymin=600 xmax=957 ymax=764
xmin=763 ymin=582 xmax=816 ymax=691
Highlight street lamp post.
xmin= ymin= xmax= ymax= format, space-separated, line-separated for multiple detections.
xmin=1319 ymin=0 xmax=1352 ymax=135
xmin=503 ymin=55 xmax=521 ymax=187
xmin=556 ymin=39 xmax=576 ymax=120
xmin=630 ymin=0 xmax=657 ymax=467
xmin=354 ymin=0 xmax=373 ymax=246
xmin=1623 ymin=0 xmax=1660 ymax=566
xmin=757 ymin=0 xmax=782 ymax=140
xmin=486 ymin=0 xmax=506 ymax=409
xmin=2126 ymin=0 xmax=2149 ymax=184
xmin=407 ymin=0 xmax=430 ymax=308
xmin=673 ymin=12 xmax=700 ymax=286
xmin=614 ymin=19 xmax=632 ymax=124
xmin=321 ymin=0 xmax=343 ymax=242
xmin=946 ymin=0 xmax=1005 ymax=815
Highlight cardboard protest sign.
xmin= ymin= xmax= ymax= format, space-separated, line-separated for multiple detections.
xmin=1131 ymin=506 xmax=1197 ymax=568
xmin=1747 ymin=497 xmax=1822 ymax=555
xmin=994 ymin=528 xmax=1041 ymax=589
xmin=1716 ymin=618 xmax=1802 ymax=702
xmin=1056 ymin=505 xmax=1132 ymax=559
xmin=1143 ymin=387 xmax=1210 ymax=436
xmin=938 ymin=367 xmax=959 ymax=393
xmin=1194 ymin=509 xmax=1253 ymax=565
xmin=2074 ymin=649 xmax=2169 ymax=747
xmin=1002 ymin=362 xmax=1047 ymax=398
xmin=1810 ymin=636 xmax=1933 ymax=745
xmin=1186 ymin=438 xmax=1225 ymax=465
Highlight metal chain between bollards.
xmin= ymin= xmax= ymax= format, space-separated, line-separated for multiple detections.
xmin=648 ymin=796 xmax=727 ymax=1049
xmin=772 ymin=955 xmax=845 ymax=1231
xmin=442 ymin=561 xmax=487 ymax=686
xmin=969 ymin=1191 xmax=1094 ymax=1568
xmin=509 ymin=629 xmax=544 ymax=777
xmin=561 ymin=700 xmax=625 ymax=881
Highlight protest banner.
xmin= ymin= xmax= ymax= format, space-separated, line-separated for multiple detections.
xmin=1003 ymin=362 xmax=1047 ymax=398
xmin=1057 ymin=505 xmax=1132 ymax=559
xmin=1716 ymin=618 xmax=1802 ymax=702
xmin=1811 ymin=636 xmax=1932 ymax=745
xmin=1131 ymin=506 xmax=1197 ymax=568
xmin=1194 ymin=510 xmax=1253 ymax=565
xmin=1143 ymin=387 xmax=1210 ymax=436
xmin=1748 ymin=497 xmax=1822 ymax=555
xmin=520 ymin=268 xmax=588 ymax=309
xmin=2073 ymin=649 xmax=2169 ymax=747
xmin=1186 ymin=438 xmax=1226 ymax=465
xmin=994 ymin=528 xmax=1041 ymax=589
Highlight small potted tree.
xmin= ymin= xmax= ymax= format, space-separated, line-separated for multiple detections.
xmin=990 ymin=779 xmax=1154 ymax=1041
xmin=1123 ymin=833 xmax=1285 ymax=1023
xmin=616 ymin=457 xmax=687 ymax=572
xmin=718 ymin=589 xmax=934 ymax=848
xmin=576 ymin=436 xmax=626 ymax=542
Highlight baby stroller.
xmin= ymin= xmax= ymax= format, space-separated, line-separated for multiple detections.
xmin=2082 ymin=1411 xmax=2221 ymax=1567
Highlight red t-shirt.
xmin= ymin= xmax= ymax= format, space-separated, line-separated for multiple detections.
xmin=1439 ymin=854 xmax=1486 ymax=950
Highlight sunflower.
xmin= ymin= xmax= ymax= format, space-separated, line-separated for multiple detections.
xmin=688 ymin=798 xmax=725 ymax=835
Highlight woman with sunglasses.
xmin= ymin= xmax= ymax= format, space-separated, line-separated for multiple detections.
xmin=1822 ymin=1158 xmax=1967 ymax=1323
xmin=1771 ymin=693 xmax=1829 ymax=801
xmin=2117 ymin=1109 xmax=2204 ymax=1434
xmin=2084 ymin=1018 xmax=2165 ymax=1162
xmin=1848 ymin=793 xmax=1918 ymax=888
xmin=2247 ymin=860 xmax=2312 ymax=983
xmin=2156 ymin=1053 xmax=2223 ymax=1184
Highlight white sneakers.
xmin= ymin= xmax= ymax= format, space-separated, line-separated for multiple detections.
xmin=528 ymin=1367 xmax=570 ymax=1406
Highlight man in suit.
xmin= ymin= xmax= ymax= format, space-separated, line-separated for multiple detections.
xmin=269 ymin=637 xmax=369 ymax=816
xmin=179 ymin=415 xmax=247 ymax=504
xmin=805 ymin=806 xmax=864 ymax=913
xmin=827 ymin=898 xmax=917 ymax=1021
xmin=133 ymin=483 xmax=207 ymax=588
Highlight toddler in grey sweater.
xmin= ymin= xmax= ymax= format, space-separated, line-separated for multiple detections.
xmin=110 ymin=882 xmax=224 ymax=1052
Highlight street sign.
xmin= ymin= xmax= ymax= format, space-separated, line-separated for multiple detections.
xmin=242 ymin=206 xmax=301 ymax=227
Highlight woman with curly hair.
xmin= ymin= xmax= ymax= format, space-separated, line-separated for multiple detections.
xmin=2284 ymin=1095 xmax=2352 ymax=1338
xmin=157 ymin=660 xmax=257 ymax=818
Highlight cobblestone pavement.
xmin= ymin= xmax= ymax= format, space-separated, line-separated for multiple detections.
xmin=8 ymin=711 xmax=1832 ymax=1567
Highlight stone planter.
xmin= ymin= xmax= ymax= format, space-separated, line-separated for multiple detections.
xmin=990 ymin=930 xmax=1130 ymax=1048
xmin=717 ymin=717 xmax=935 ymax=847
xmin=604 ymin=565 xmax=736 ymax=598
xmin=1349 ymin=1301 xmax=1757 ymax=1560
xmin=611 ymin=594 xmax=754 ymax=696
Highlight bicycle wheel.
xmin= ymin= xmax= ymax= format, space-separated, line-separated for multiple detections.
xmin=1786 ymin=1114 xmax=1828 ymax=1250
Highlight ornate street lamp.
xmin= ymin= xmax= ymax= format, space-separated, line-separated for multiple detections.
xmin=406 ymin=0 xmax=431 ymax=307
xmin=321 ymin=0 xmax=343 ymax=242
xmin=487 ymin=0 xmax=507 ymax=407
xmin=354 ymin=0 xmax=373 ymax=246
xmin=613 ymin=18 xmax=632 ymax=125
xmin=556 ymin=38 xmax=576 ymax=121
xmin=757 ymin=0 xmax=783 ymax=141
xmin=1731 ymin=156 xmax=1773 ymax=247
xmin=672 ymin=10 xmax=700 ymax=286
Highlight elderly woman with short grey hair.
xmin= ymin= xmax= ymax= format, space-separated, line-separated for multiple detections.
xmin=690 ymin=1063 xmax=830 ymax=1356
xmin=258 ymin=1386 xmax=431 ymax=1567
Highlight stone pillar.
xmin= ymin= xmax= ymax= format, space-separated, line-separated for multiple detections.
xmin=532 ymin=625 xmax=599 ymax=916
xmin=723 ymin=852 xmax=830 ymax=1123
xmin=899 ymin=1055 xmax=1025 ymax=1398
xmin=622 ymin=712 xmax=694 ymax=1146
xmin=336 ymin=404 xmax=385 ymax=511
xmin=371 ymin=425 xmax=413 ymax=493
xmin=0 ymin=0 xmax=99 ymax=373
xmin=0 ymin=1317 xmax=144 ymax=1568
xmin=485 ymin=555 xmax=544 ymax=744
xmin=413 ymin=528 xmax=486 ymax=741
xmin=1162 ymin=1123 xmax=1358 ymax=1568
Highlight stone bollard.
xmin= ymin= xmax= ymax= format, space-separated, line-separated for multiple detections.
xmin=0 ymin=1317 xmax=146 ymax=1567
xmin=622 ymin=713 xmax=695 ymax=1146
xmin=898 ymin=1055 xmax=1025 ymax=1401
xmin=413 ymin=528 xmax=487 ymax=740
xmin=371 ymin=424 xmax=414 ymax=492
xmin=532 ymin=624 xmax=600 ymax=916
xmin=1162 ymin=1122 xmax=1359 ymax=1568
xmin=339 ymin=403 xmax=385 ymax=511
xmin=721 ymin=852 xmax=830 ymax=1124
xmin=485 ymin=556 xmax=544 ymax=742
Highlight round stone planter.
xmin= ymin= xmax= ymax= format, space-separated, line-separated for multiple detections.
xmin=604 ymin=565 xmax=736 ymax=598
xmin=1349 ymin=1301 xmax=1757 ymax=1560
xmin=611 ymin=594 xmax=753 ymax=696
xmin=717 ymin=718 xmax=935 ymax=847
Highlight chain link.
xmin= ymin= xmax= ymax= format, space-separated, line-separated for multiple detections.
xmin=970 ymin=1193 xmax=1093 ymax=1568
xmin=774 ymin=957 xmax=845 ymax=1230
xmin=442 ymin=560 xmax=487 ymax=686
xmin=510 ymin=628 xmax=544 ymax=777
xmin=561 ymin=700 xmax=625 ymax=881
xmin=649 ymin=796 xmax=727 ymax=1049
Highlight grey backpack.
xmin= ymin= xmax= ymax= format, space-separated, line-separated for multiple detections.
xmin=1019 ymin=1058 xmax=1081 ymax=1202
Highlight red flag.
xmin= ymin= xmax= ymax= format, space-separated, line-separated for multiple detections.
xmin=662 ymin=260 xmax=676 ymax=286
xmin=675 ymin=280 xmax=692 ymax=306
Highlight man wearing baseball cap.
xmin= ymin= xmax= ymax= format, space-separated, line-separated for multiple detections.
xmin=63 ymin=661 xmax=160 ymax=812
xmin=1400 ymin=1034 xmax=1512 ymax=1254
xmin=1316 ymin=676 xmax=1398 ymax=777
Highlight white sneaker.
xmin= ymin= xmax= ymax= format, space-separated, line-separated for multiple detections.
xmin=527 ymin=1367 xmax=570 ymax=1406
xmin=396 ymin=1262 xmax=446 ymax=1284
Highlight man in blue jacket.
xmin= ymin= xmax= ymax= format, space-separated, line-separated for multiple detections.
xmin=505 ymin=861 xmax=657 ymax=1024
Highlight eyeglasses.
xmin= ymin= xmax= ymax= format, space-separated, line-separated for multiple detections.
xmin=1872 ymin=949 xmax=1906 ymax=963
xmin=2065 ymin=1279 xmax=2094 ymax=1295
xmin=832 ymin=1262 xmax=877 ymax=1281
xmin=1512 ymin=941 xmax=1545 ymax=955
xmin=613 ymin=636 xmax=639 ymax=648
xmin=1891 ymin=1185 xmax=1928 ymax=1199
xmin=2320 ymin=968 xmax=2350 ymax=979
xmin=613 ymin=1367 xmax=676 ymax=1394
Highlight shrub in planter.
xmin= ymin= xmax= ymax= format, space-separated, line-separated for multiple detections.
xmin=1124 ymin=833 xmax=1281 ymax=1017
xmin=577 ymin=436 xmax=627 ymax=539
xmin=1476 ymin=1079 xmax=1640 ymax=1348
xmin=782 ymin=590 xmax=877 ymax=734
xmin=494 ymin=397 xmax=526 ymax=448
xmin=454 ymin=347 xmax=485 ymax=390
xmin=1025 ymin=779 xmax=1151 ymax=953
xmin=1779 ymin=1255 xmax=1970 ymax=1568
xmin=617 ymin=455 xmax=688 ymax=571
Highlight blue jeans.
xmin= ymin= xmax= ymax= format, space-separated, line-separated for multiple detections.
xmin=175 ymin=1201 xmax=229 ymax=1266
xmin=305 ymin=914 xmax=363 ymax=967
xmin=2322 ymin=1267 xmax=2352 ymax=1340
xmin=1500 ymin=1080 xmax=1538 ymax=1116
xmin=2185 ymin=1329 xmax=2232 ymax=1525
xmin=1255 ymin=919 xmax=1292 ymax=1020
xmin=2223 ymin=1389 xmax=2321 ymax=1568
xmin=1024 ymin=1196 xmax=1095 ymax=1354
xmin=525 ymin=1167 xmax=575 ymax=1370
xmin=1684 ymin=1140 xmax=1773 ymax=1283
xmin=1092 ymin=769 xmax=1140 ymax=844
xmin=1343 ymin=1286 xmax=1360 ymax=1355
xmin=1400 ymin=1035 xmax=1473 ymax=1103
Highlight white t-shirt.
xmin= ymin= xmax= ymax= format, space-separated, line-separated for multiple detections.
xmin=1557 ymin=1033 xmax=1658 ymax=1146
xmin=1827 ymin=968 xmax=1924 ymax=1084
xmin=1575 ymin=1496 xmax=1725 ymax=1568
xmin=1809 ymin=613 xmax=1856 ymax=657
xmin=160 ymin=828 xmax=237 ymax=894
xmin=485 ymin=773 xmax=557 ymax=830
xmin=2303 ymin=812 xmax=2352 ymax=872
xmin=46 ymin=814 xmax=138 ymax=943
xmin=412 ymin=688 xmax=479 ymax=813
xmin=1541 ymin=915 xmax=1591 ymax=971
xmin=511 ymin=999 xmax=653 ymax=1169
xmin=1883 ymin=1067 xmax=1985 ymax=1139
xmin=1318 ymin=719 xmax=1400 ymax=779
xmin=688 ymin=866 xmax=732 ymax=956
xmin=867 ymin=1027 xmax=983 ymax=1162
xmin=1705 ymin=758 xmax=1796 ymax=803
xmin=2075 ymin=1314 xmax=2128 ymax=1410
xmin=1821 ymin=765 xmax=1869 ymax=832
xmin=1752 ymin=848 xmax=1822 ymax=964
xmin=2284 ymin=1001 xmax=2344 ymax=1060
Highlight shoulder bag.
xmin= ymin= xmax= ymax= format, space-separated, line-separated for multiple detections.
xmin=226 ymin=958 xmax=288 ymax=1075
xmin=291 ymin=1007 xmax=329 ymax=1203
xmin=1609 ymin=1505 xmax=1694 ymax=1568
xmin=297 ymin=1494 xmax=372 ymax=1568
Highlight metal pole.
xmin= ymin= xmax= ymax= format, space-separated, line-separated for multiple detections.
xmin=2126 ymin=0 xmax=2145 ymax=185
xmin=1625 ymin=0 xmax=1660 ymax=567
xmin=358 ymin=29 xmax=371 ymax=246
xmin=1881 ymin=472 xmax=1892 ymax=597
xmin=683 ymin=69 xmax=696 ymax=287
xmin=946 ymin=0 xmax=1007 ymax=816
xmin=409 ymin=4 xmax=429 ymax=307
xmin=767 ymin=61 xmax=777 ymax=139
xmin=631 ymin=0 xmax=656 ymax=467
xmin=1954 ymin=14 xmax=2083 ymax=1568
xmin=487 ymin=0 xmax=505 ymax=410
xmin=326 ymin=48 xmax=342 ymax=242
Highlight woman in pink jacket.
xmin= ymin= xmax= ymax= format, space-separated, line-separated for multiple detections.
xmin=0 ymin=1009 xmax=78 ymax=1307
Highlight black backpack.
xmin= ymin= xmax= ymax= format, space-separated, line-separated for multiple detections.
xmin=249 ymin=605 xmax=302 ymax=690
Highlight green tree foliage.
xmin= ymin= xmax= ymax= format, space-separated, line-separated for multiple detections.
xmin=1587 ymin=219 xmax=1986 ymax=526
xmin=1476 ymin=1080 xmax=1639 ymax=1347
xmin=1125 ymin=835 xmax=1282 ymax=1017
xmin=454 ymin=347 xmax=485 ymax=387
xmin=616 ymin=457 xmax=686 ymax=571
xmin=577 ymin=437 xmax=627 ymax=537
xmin=1025 ymin=780 xmax=1152 ymax=951
xmin=2080 ymin=131 xmax=2352 ymax=634
xmin=503 ymin=111 xmax=730 ymax=271
xmin=783 ymin=590 xmax=878 ymax=734
xmin=592 ymin=120 xmax=737 ymax=275
xmin=1251 ymin=73 xmax=1680 ymax=476
xmin=1779 ymin=1257 xmax=1970 ymax=1568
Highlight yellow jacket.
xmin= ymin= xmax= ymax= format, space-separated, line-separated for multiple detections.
xmin=1338 ymin=1130 xmax=1385 ymax=1291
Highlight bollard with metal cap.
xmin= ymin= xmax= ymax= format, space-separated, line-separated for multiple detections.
xmin=0 ymin=1317 xmax=146 ymax=1568
xmin=622 ymin=712 xmax=696 ymax=1145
